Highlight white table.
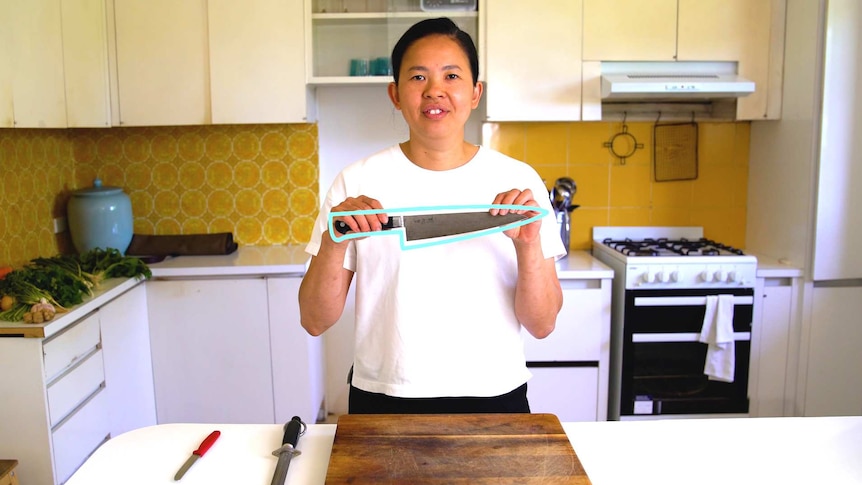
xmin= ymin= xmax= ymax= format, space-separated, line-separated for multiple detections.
xmin=67 ymin=417 xmax=862 ymax=485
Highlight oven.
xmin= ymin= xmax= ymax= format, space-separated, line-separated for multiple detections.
xmin=621 ymin=288 xmax=753 ymax=418
xmin=591 ymin=226 xmax=758 ymax=421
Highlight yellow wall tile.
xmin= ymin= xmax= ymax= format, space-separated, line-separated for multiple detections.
xmin=0 ymin=124 xmax=319 ymax=267
xmin=487 ymin=120 xmax=751 ymax=251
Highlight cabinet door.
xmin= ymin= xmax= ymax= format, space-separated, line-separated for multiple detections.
xmin=582 ymin=0 xmax=677 ymax=61
xmin=0 ymin=0 xmax=13 ymax=127
xmin=677 ymin=0 xmax=774 ymax=120
xmin=100 ymin=284 xmax=157 ymax=436
xmin=267 ymin=277 xmax=325 ymax=424
xmin=804 ymin=286 xmax=862 ymax=416
xmin=9 ymin=0 xmax=67 ymax=128
xmin=61 ymin=0 xmax=111 ymax=127
xmin=209 ymin=0 xmax=310 ymax=124
xmin=485 ymin=0 xmax=582 ymax=121
xmin=113 ymin=0 xmax=209 ymax=126
xmin=147 ymin=278 xmax=275 ymax=424
xmin=527 ymin=367 xmax=599 ymax=422
xmin=750 ymin=278 xmax=793 ymax=417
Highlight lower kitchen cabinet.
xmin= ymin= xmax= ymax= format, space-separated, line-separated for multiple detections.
xmin=147 ymin=277 xmax=275 ymax=424
xmin=146 ymin=275 xmax=325 ymax=425
xmin=522 ymin=277 xmax=612 ymax=421
xmin=803 ymin=286 xmax=862 ymax=416
xmin=750 ymin=276 xmax=801 ymax=417
xmin=0 ymin=282 xmax=155 ymax=485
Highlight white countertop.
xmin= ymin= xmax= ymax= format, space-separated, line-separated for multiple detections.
xmin=751 ymin=252 xmax=805 ymax=278
xmin=148 ymin=245 xmax=614 ymax=280
xmin=148 ymin=245 xmax=310 ymax=278
xmin=556 ymin=250 xmax=614 ymax=279
xmin=0 ymin=277 xmax=143 ymax=338
xmin=67 ymin=416 xmax=862 ymax=485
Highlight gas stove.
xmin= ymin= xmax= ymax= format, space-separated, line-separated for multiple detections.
xmin=592 ymin=227 xmax=757 ymax=290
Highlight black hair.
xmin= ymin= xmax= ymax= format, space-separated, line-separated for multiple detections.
xmin=390 ymin=17 xmax=479 ymax=86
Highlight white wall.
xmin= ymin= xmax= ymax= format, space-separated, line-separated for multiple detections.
xmin=314 ymin=84 xmax=486 ymax=414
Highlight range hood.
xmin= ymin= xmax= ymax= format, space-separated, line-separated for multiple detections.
xmin=599 ymin=62 xmax=755 ymax=100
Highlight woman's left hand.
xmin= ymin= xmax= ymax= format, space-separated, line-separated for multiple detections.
xmin=491 ymin=188 xmax=542 ymax=244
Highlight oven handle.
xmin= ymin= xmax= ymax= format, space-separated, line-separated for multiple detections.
xmin=632 ymin=332 xmax=751 ymax=343
xmin=633 ymin=296 xmax=754 ymax=307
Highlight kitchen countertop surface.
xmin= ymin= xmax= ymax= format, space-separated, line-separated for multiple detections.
xmin=66 ymin=416 xmax=862 ymax=485
xmin=148 ymin=246 xmax=613 ymax=280
xmin=0 ymin=277 xmax=143 ymax=339
xmin=750 ymin=252 xmax=804 ymax=278
xmin=148 ymin=245 xmax=310 ymax=278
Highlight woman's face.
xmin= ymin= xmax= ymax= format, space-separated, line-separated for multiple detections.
xmin=388 ymin=34 xmax=482 ymax=143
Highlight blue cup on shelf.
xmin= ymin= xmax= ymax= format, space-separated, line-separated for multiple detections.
xmin=371 ymin=57 xmax=392 ymax=76
xmin=349 ymin=58 xmax=369 ymax=76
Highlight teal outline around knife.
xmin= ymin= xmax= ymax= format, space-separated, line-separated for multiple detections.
xmin=328 ymin=204 xmax=549 ymax=250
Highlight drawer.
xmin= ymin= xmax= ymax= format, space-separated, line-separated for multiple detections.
xmin=52 ymin=387 xmax=110 ymax=484
xmin=527 ymin=366 xmax=599 ymax=422
xmin=44 ymin=311 xmax=101 ymax=382
xmin=523 ymin=281 xmax=606 ymax=361
xmin=47 ymin=348 xmax=105 ymax=428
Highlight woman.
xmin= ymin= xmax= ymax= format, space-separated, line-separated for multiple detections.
xmin=299 ymin=17 xmax=565 ymax=414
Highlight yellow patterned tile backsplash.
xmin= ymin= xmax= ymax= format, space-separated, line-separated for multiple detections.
xmin=2 ymin=119 xmax=748 ymax=267
xmin=486 ymin=121 xmax=750 ymax=250
xmin=0 ymin=124 xmax=318 ymax=268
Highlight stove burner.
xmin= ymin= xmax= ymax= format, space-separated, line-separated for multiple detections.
xmin=602 ymin=237 xmax=745 ymax=257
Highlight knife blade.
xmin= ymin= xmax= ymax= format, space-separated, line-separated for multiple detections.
xmin=333 ymin=210 xmax=529 ymax=241
xmin=173 ymin=430 xmax=220 ymax=481
xmin=270 ymin=416 xmax=305 ymax=485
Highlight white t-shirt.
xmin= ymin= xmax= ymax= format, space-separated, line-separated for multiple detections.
xmin=305 ymin=145 xmax=566 ymax=398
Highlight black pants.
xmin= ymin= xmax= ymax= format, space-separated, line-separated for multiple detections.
xmin=348 ymin=383 xmax=531 ymax=414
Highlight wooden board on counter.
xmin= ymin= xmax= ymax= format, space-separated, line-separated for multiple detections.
xmin=325 ymin=413 xmax=591 ymax=484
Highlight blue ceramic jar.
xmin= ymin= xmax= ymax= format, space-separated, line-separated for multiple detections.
xmin=67 ymin=179 xmax=134 ymax=254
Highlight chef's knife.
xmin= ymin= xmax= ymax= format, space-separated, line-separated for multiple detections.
xmin=173 ymin=430 xmax=220 ymax=481
xmin=333 ymin=210 xmax=529 ymax=241
xmin=270 ymin=416 xmax=305 ymax=485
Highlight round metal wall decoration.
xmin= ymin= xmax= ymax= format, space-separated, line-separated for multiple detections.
xmin=603 ymin=114 xmax=644 ymax=165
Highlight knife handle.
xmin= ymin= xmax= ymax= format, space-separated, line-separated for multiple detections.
xmin=334 ymin=217 xmax=396 ymax=235
xmin=193 ymin=430 xmax=220 ymax=457
xmin=282 ymin=416 xmax=304 ymax=447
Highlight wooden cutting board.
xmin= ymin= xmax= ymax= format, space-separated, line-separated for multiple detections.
xmin=325 ymin=413 xmax=591 ymax=484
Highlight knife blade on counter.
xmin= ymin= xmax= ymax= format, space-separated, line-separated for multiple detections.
xmin=173 ymin=430 xmax=220 ymax=481
xmin=270 ymin=416 xmax=305 ymax=485
xmin=329 ymin=205 xmax=547 ymax=249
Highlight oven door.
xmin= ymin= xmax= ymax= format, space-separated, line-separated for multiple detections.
xmin=620 ymin=288 xmax=753 ymax=418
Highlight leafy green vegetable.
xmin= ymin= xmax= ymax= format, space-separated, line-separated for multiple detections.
xmin=0 ymin=248 xmax=151 ymax=322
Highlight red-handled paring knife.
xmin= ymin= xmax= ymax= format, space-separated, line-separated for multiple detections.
xmin=173 ymin=430 xmax=220 ymax=481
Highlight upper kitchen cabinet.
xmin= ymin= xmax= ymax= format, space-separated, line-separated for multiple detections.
xmin=2 ymin=0 xmax=66 ymax=128
xmin=112 ymin=0 xmax=311 ymax=126
xmin=484 ymin=0 xmax=582 ymax=121
xmin=582 ymin=0 xmax=677 ymax=61
xmin=0 ymin=0 xmax=110 ymax=128
xmin=61 ymin=0 xmax=112 ymax=127
xmin=582 ymin=0 xmax=785 ymax=120
xmin=0 ymin=0 xmax=13 ymax=127
xmin=112 ymin=0 xmax=210 ymax=126
xmin=306 ymin=0 xmax=479 ymax=84
xmin=208 ymin=0 xmax=313 ymax=123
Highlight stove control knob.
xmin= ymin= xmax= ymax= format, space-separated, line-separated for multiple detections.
xmin=669 ymin=270 xmax=679 ymax=282
xmin=700 ymin=270 xmax=713 ymax=282
xmin=727 ymin=270 xmax=738 ymax=283
xmin=715 ymin=270 xmax=727 ymax=282
xmin=641 ymin=272 xmax=652 ymax=284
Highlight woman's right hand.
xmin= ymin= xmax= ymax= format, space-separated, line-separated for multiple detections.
xmin=329 ymin=195 xmax=389 ymax=240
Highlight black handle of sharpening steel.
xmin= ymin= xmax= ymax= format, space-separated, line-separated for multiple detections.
xmin=282 ymin=416 xmax=303 ymax=447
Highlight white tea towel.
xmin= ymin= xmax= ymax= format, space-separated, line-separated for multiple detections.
xmin=698 ymin=294 xmax=736 ymax=382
